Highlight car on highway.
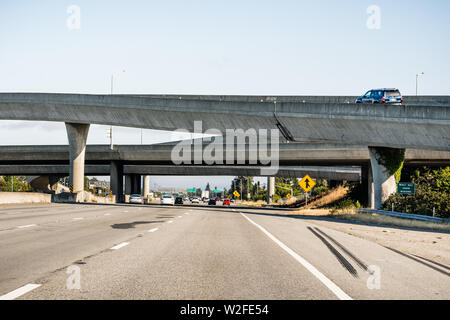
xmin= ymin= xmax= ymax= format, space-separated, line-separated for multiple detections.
xmin=223 ymin=199 xmax=231 ymax=206
xmin=355 ymin=88 xmax=403 ymax=105
xmin=191 ymin=198 xmax=200 ymax=204
xmin=129 ymin=194 xmax=144 ymax=204
xmin=161 ymin=195 xmax=175 ymax=206
xmin=175 ymin=196 xmax=184 ymax=205
xmin=208 ymin=198 xmax=217 ymax=205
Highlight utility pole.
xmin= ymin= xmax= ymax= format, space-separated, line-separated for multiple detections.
xmin=416 ymin=72 xmax=424 ymax=96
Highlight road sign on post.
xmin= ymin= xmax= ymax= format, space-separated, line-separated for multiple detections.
xmin=299 ymin=174 xmax=316 ymax=193
xmin=398 ymin=182 xmax=415 ymax=195
xmin=233 ymin=190 xmax=240 ymax=198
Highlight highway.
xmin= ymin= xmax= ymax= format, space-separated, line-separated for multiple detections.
xmin=0 ymin=203 xmax=448 ymax=300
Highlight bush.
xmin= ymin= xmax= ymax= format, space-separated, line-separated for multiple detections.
xmin=333 ymin=199 xmax=355 ymax=210
xmin=382 ymin=167 xmax=450 ymax=218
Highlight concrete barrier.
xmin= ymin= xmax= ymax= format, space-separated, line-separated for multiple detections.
xmin=0 ymin=192 xmax=52 ymax=204
xmin=52 ymin=191 xmax=116 ymax=204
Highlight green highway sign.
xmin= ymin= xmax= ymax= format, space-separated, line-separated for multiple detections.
xmin=187 ymin=188 xmax=196 ymax=193
xmin=213 ymin=189 xmax=221 ymax=193
xmin=398 ymin=182 xmax=415 ymax=195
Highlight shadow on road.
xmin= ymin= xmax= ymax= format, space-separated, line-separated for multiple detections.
xmin=111 ymin=220 xmax=163 ymax=229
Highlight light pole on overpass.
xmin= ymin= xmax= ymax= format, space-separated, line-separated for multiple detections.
xmin=416 ymin=72 xmax=424 ymax=96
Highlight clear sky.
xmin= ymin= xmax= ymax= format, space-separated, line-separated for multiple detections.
xmin=1 ymin=0 xmax=449 ymax=189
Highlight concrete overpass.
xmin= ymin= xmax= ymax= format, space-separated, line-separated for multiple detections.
xmin=0 ymin=142 xmax=448 ymax=207
xmin=0 ymin=164 xmax=361 ymax=181
xmin=1 ymin=93 xmax=449 ymax=207
xmin=0 ymin=93 xmax=448 ymax=150
xmin=0 ymin=143 xmax=448 ymax=166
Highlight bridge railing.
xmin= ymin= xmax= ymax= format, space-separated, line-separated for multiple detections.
xmin=357 ymin=208 xmax=449 ymax=224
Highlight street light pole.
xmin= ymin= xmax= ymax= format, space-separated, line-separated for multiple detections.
xmin=416 ymin=72 xmax=424 ymax=96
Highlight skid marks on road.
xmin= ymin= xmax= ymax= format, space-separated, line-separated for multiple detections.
xmin=239 ymin=212 xmax=352 ymax=300
xmin=383 ymin=246 xmax=450 ymax=277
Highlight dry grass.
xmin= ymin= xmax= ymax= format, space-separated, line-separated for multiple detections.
xmin=307 ymin=185 xmax=349 ymax=209
xmin=327 ymin=210 xmax=450 ymax=232
xmin=235 ymin=200 xmax=266 ymax=207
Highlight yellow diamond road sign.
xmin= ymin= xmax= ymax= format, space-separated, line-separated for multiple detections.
xmin=299 ymin=174 xmax=316 ymax=193
xmin=286 ymin=193 xmax=291 ymax=199
xmin=233 ymin=190 xmax=240 ymax=197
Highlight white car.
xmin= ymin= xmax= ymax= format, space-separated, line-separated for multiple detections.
xmin=191 ymin=198 xmax=200 ymax=204
xmin=161 ymin=195 xmax=175 ymax=205
xmin=129 ymin=194 xmax=144 ymax=204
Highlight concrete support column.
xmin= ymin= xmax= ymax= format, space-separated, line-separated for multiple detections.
xmin=110 ymin=161 xmax=123 ymax=203
xmin=132 ymin=175 xmax=142 ymax=194
xmin=125 ymin=175 xmax=132 ymax=195
xmin=267 ymin=177 xmax=275 ymax=204
xmin=369 ymin=147 xmax=404 ymax=209
xmin=368 ymin=165 xmax=374 ymax=209
xmin=143 ymin=176 xmax=150 ymax=197
xmin=65 ymin=123 xmax=90 ymax=197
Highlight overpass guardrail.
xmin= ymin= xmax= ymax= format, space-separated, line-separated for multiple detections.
xmin=357 ymin=208 xmax=449 ymax=224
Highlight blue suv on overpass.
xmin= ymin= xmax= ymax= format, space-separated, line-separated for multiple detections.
xmin=355 ymin=88 xmax=403 ymax=105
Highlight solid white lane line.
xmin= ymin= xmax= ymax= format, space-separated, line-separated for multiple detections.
xmin=17 ymin=224 xmax=37 ymax=229
xmin=0 ymin=283 xmax=41 ymax=300
xmin=239 ymin=212 xmax=352 ymax=301
xmin=148 ymin=228 xmax=159 ymax=233
xmin=110 ymin=242 xmax=129 ymax=250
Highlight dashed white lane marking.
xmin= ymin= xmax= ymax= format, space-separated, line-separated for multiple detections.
xmin=167 ymin=220 xmax=173 ymax=224
xmin=177 ymin=216 xmax=182 ymax=218
xmin=104 ymin=213 xmax=111 ymax=216
xmin=17 ymin=224 xmax=37 ymax=229
xmin=110 ymin=242 xmax=129 ymax=250
xmin=72 ymin=217 xmax=84 ymax=221
xmin=148 ymin=228 xmax=158 ymax=233
xmin=0 ymin=283 xmax=41 ymax=300
xmin=184 ymin=212 xmax=189 ymax=215
xmin=123 ymin=211 xmax=129 ymax=213
xmin=239 ymin=212 xmax=352 ymax=301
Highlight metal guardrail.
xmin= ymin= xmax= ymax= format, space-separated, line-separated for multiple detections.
xmin=357 ymin=208 xmax=449 ymax=224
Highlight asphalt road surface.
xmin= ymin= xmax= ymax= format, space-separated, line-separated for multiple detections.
xmin=0 ymin=203 xmax=448 ymax=300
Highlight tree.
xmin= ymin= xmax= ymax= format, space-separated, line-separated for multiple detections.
xmin=383 ymin=166 xmax=450 ymax=217
xmin=0 ymin=176 xmax=32 ymax=192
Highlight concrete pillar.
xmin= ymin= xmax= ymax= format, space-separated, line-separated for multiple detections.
xmin=267 ymin=177 xmax=275 ymax=204
xmin=143 ymin=176 xmax=150 ymax=197
xmin=65 ymin=123 xmax=90 ymax=197
xmin=368 ymin=164 xmax=374 ymax=209
xmin=134 ymin=174 xmax=142 ymax=194
xmin=369 ymin=147 xmax=404 ymax=209
xmin=125 ymin=175 xmax=132 ymax=195
xmin=132 ymin=175 xmax=142 ymax=194
xmin=110 ymin=161 xmax=123 ymax=203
